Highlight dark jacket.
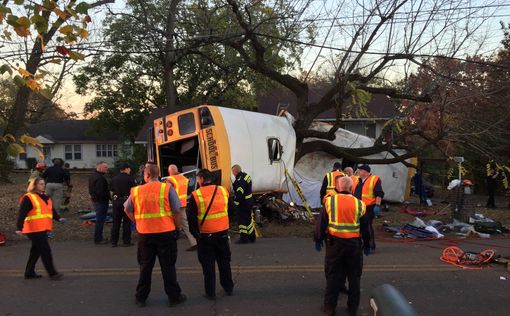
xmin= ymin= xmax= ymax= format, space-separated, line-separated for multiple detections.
xmin=42 ymin=165 xmax=70 ymax=186
xmin=111 ymin=173 xmax=136 ymax=197
xmin=232 ymin=172 xmax=253 ymax=206
xmin=89 ymin=171 xmax=110 ymax=203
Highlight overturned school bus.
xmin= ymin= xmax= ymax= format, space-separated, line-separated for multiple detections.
xmin=148 ymin=105 xmax=296 ymax=193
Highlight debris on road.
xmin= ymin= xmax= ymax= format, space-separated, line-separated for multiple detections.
xmin=256 ymin=194 xmax=314 ymax=224
xmin=383 ymin=217 xmax=444 ymax=239
xmin=440 ymin=246 xmax=495 ymax=270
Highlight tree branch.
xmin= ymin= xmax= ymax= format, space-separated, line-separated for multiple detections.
xmin=360 ymin=86 xmax=432 ymax=102
xmin=298 ymin=140 xmax=420 ymax=166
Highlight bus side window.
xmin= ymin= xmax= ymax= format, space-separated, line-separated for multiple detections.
xmin=267 ymin=138 xmax=282 ymax=163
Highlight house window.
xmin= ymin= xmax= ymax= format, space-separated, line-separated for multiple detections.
xmin=96 ymin=144 xmax=118 ymax=158
xmin=344 ymin=122 xmax=366 ymax=135
xmin=366 ymin=123 xmax=376 ymax=138
xmin=65 ymin=144 xmax=82 ymax=160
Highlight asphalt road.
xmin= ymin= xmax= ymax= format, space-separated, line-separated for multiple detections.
xmin=1 ymin=236 xmax=509 ymax=316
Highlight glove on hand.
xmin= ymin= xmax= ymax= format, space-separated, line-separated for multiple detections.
xmin=373 ymin=205 xmax=381 ymax=217
xmin=315 ymin=241 xmax=323 ymax=252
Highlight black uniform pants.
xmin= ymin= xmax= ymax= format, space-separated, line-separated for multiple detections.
xmin=237 ymin=201 xmax=255 ymax=242
xmin=324 ymin=238 xmax=363 ymax=312
xmin=110 ymin=198 xmax=132 ymax=245
xmin=25 ymin=231 xmax=58 ymax=277
xmin=361 ymin=206 xmax=376 ymax=250
xmin=197 ymin=231 xmax=234 ymax=296
xmin=136 ymin=232 xmax=182 ymax=302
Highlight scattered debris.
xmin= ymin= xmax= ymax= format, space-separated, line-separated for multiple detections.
xmin=440 ymin=246 xmax=495 ymax=270
xmin=383 ymin=217 xmax=444 ymax=239
xmin=256 ymin=194 xmax=314 ymax=224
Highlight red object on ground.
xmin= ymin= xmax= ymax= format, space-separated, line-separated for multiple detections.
xmin=399 ymin=204 xmax=436 ymax=216
xmin=440 ymin=246 xmax=495 ymax=270
xmin=0 ymin=232 xmax=6 ymax=246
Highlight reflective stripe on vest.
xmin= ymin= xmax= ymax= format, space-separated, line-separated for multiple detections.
xmin=351 ymin=176 xmax=360 ymax=194
xmin=133 ymin=184 xmax=171 ymax=219
xmin=325 ymin=194 xmax=365 ymax=238
xmin=131 ymin=182 xmax=175 ymax=234
xmin=192 ymin=185 xmax=229 ymax=233
xmin=361 ymin=175 xmax=379 ymax=206
xmin=326 ymin=170 xmax=345 ymax=189
xmin=22 ymin=193 xmax=53 ymax=233
xmin=168 ymin=174 xmax=189 ymax=207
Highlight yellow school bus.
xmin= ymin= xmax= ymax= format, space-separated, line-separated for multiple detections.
xmin=148 ymin=105 xmax=296 ymax=193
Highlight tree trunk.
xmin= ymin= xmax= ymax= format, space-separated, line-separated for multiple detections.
xmin=162 ymin=0 xmax=180 ymax=113
xmin=163 ymin=64 xmax=177 ymax=112
xmin=3 ymin=50 xmax=42 ymax=136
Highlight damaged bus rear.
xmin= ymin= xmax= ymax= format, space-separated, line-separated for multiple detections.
xmin=148 ymin=105 xmax=296 ymax=193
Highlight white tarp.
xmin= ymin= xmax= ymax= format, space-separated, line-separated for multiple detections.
xmin=283 ymin=122 xmax=411 ymax=207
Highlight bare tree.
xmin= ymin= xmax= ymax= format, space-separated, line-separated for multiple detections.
xmin=196 ymin=0 xmax=504 ymax=165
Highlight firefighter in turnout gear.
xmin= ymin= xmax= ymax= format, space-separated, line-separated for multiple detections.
xmin=187 ymin=169 xmax=234 ymax=299
xmin=315 ymin=176 xmax=367 ymax=316
xmin=231 ymin=165 xmax=255 ymax=244
xmin=320 ymin=162 xmax=346 ymax=202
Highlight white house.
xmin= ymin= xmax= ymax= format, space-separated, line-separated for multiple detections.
xmin=15 ymin=120 xmax=127 ymax=169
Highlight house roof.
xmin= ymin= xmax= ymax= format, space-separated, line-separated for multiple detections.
xmin=256 ymin=89 xmax=396 ymax=120
xmin=24 ymin=120 xmax=120 ymax=143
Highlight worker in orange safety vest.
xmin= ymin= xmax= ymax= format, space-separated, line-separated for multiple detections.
xmin=187 ymin=169 xmax=234 ymax=300
xmin=353 ymin=165 xmax=384 ymax=253
xmin=315 ymin=176 xmax=367 ymax=316
xmin=16 ymin=177 xmax=65 ymax=280
xmin=124 ymin=164 xmax=187 ymax=308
